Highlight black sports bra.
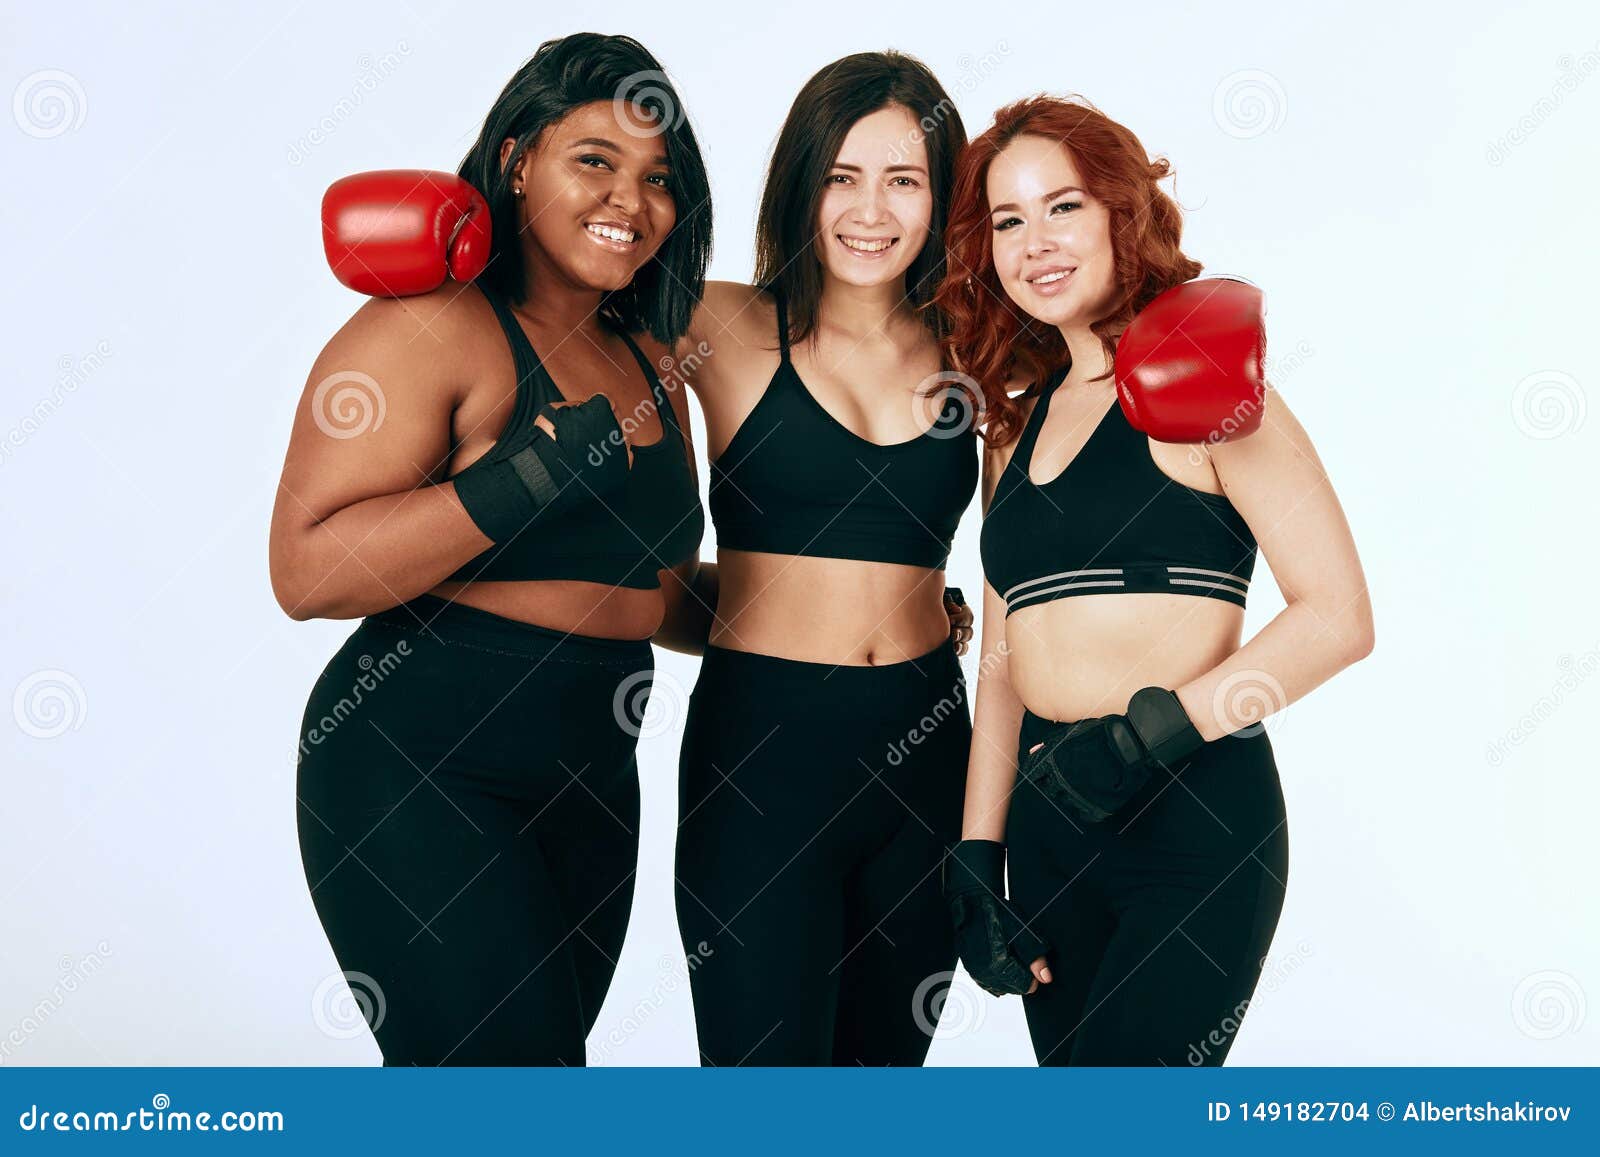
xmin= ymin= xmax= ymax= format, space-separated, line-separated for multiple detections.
xmin=446 ymin=286 xmax=704 ymax=589
xmin=980 ymin=365 xmax=1257 ymax=616
xmin=707 ymin=289 xmax=978 ymax=569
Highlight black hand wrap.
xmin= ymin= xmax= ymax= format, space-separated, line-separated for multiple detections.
xmin=944 ymin=839 xmax=1049 ymax=997
xmin=1020 ymin=687 xmax=1205 ymax=824
xmin=452 ymin=395 xmax=628 ymax=544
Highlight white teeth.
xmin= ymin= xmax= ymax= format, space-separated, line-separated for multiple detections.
xmin=1031 ymin=269 xmax=1072 ymax=285
xmin=586 ymin=223 xmax=636 ymax=243
xmin=840 ymin=236 xmax=894 ymax=252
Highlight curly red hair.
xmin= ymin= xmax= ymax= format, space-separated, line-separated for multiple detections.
xmin=933 ymin=95 xmax=1201 ymax=447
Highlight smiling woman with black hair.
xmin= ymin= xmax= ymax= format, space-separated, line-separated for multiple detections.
xmin=661 ymin=50 xmax=980 ymax=1066
xmin=270 ymin=33 xmax=710 ymax=1066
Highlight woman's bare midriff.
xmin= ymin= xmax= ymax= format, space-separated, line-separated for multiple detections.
xmin=1006 ymin=593 xmax=1245 ymax=722
xmin=710 ymin=549 xmax=951 ymax=666
xmin=426 ymin=578 xmax=668 ymax=641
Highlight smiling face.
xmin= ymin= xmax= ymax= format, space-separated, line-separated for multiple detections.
xmin=985 ymin=133 xmax=1118 ymax=330
xmin=501 ymin=99 xmax=677 ymax=293
xmin=814 ymin=104 xmax=934 ymax=290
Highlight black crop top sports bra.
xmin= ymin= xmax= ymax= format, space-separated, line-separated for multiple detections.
xmin=980 ymin=365 xmax=1257 ymax=616
xmin=708 ymin=289 xmax=978 ymax=569
xmin=447 ymin=286 xmax=704 ymax=589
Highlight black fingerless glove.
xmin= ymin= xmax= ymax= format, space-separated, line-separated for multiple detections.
xmin=944 ymin=839 xmax=1049 ymax=997
xmin=1020 ymin=687 xmax=1204 ymax=824
xmin=452 ymin=395 xmax=628 ymax=543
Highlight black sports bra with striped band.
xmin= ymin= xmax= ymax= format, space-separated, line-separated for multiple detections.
xmin=979 ymin=365 xmax=1257 ymax=617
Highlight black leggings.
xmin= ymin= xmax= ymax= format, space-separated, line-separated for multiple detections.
xmin=674 ymin=640 xmax=969 ymax=1066
xmin=1008 ymin=707 xmax=1289 ymax=1066
xmin=295 ymin=593 xmax=652 ymax=1066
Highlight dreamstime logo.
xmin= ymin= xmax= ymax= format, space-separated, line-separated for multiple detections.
xmin=0 ymin=940 xmax=112 ymax=1064
xmin=1486 ymin=43 xmax=1600 ymax=166
xmin=657 ymin=339 xmax=712 ymax=394
xmin=312 ymin=970 xmax=386 ymax=1040
xmin=13 ymin=69 xmax=87 ymax=139
xmin=1186 ymin=940 xmax=1313 ymax=1065
xmin=614 ymin=70 xmax=685 ymax=139
xmin=884 ymin=676 xmax=970 ymax=768
xmin=1511 ymin=370 xmax=1585 ymax=440
xmin=1211 ymin=669 xmax=1287 ymax=739
xmin=587 ymin=942 xmax=714 ymax=1064
xmin=913 ymin=969 xmax=984 ymax=1039
xmin=311 ymin=370 xmax=386 ymax=439
xmin=13 ymin=669 xmax=87 ymax=739
xmin=287 ymin=42 xmax=411 ymax=165
xmin=585 ymin=341 xmax=712 ymax=470
xmin=916 ymin=370 xmax=985 ymax=440
xmin=1486 ymin=647 xmax=1600 ymax=766
xmin=883 ymin=40 xmax=1011 ymax=167
xmin=0 ymin=338 xmax=112 ymax=468
xmin=612 ymin=669 xmax=686 ymax=739
xmin=1182 ymin=344 xmax=1312 ymax=469
xmin=950 ymin=41 xmax=1012 ymax=96
xmin=1511 ymin=970 xmax=1586 ymax=1040
xmin=296 ymin=642 xmax=411 ymax=765
xmin=1212 ymin=69 xmax=1287 ymax=140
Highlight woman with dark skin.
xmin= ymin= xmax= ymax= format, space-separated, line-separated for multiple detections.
xmin=937 ymin=96 xmax=1373 ymax=1065
xmin=661 ymin=51 xmax=979 ymax=1066
xmin=269 ymin=34 xmax=710 ymax=1065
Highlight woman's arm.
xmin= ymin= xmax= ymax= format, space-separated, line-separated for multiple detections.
xmin=1173 ymin=386 xmax=1376 ymax=739
xmin=268 ymin=292 xmax=490 ymax=621
xmin=960 ymin=444 xmax=1029 ymax=841
xmin=653 ymin=558 xmax=718 ymax=655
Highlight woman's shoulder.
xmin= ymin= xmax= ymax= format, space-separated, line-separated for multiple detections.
xmin=691 ymin=280 xmax=777 ymax=348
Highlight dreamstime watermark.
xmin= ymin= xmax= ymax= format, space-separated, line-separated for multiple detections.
xmin=611 ymin=669 xmax=687 ymax=740
xmin=613 ymin=70 xmax=687 ymax=139
xmin=914 ymin=370 xmax=985 ymax=440
xmin=311 ymin=370 xmax=386 ymax=439
xmin=311 ymin=970 xmax=386 ymax=1040
xmin=913 ymin=969 xmax=985 ymax=1039
xmin=0 ymin=940 xmax=112 ymax=1064
xmin=1179 ymin=341 xmax=1312 ymax=468
xmin=295 ymin=642 xmax=411 ymax=765
xmin=17 ymin=1094 xmax=283 ymax=1134
xmin=1212 ymin=69 xmax=1287 ymax=140
xmin=13 ymin=69 xmax=87 ymax=139
xmin=885 ymin=42 xmax=1010 ymax=168
xmin=586 ymin=339 xmax=713 ymax=469
xmin=1211 ymin=668 xmax=1288 ymax=739
xmin=1511 ymin=970 xmax=1586 ymax=1040
xmin=0 ymin=339 xmax=112 ymax=468
xmin=1485 ymin=647 xmax=1600 ymax=767
xmin=1486 ymin=43 xmax=1600 ymax=167
xmin=13 ymin=669 xmax=87 ymax=739
xmin=1186 ymin=939 xmax=1313 ymax=1065
xmin=587 ymin=942 xmax=714 ymax=1063
xmin=882 ymin=641 xmax=1010 ymax=768
xmin=1510 ymin=370 xmax=1585 ymax=440
xmin=286 ymin=43 xmax=411 ymax=165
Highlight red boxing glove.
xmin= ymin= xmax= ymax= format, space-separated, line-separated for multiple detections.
xmin=1115 ymin=277 xmax=1265 ymax=444
xmin=321 ymin=170 xmax=491 ymax=297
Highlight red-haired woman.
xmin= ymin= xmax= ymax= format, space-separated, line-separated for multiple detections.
xmin=934 ymin=96 xmax=1373 ymax=1065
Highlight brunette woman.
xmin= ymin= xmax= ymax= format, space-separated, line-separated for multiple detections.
xmin=665 ymin=51 xmax=978 ymax=1066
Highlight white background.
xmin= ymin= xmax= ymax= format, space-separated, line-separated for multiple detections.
xmin=2 ymin=0 xmax=1596 ymax=1065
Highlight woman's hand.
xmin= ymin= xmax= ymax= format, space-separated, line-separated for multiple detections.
xmin=944 ymin=587 xmax=973 ymax=655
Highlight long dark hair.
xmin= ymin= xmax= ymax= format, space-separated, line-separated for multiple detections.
xmin=753 ymin=50 xmax=965 ymax=346
xmin=458 ymin=33 xmax=713 ymax=344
